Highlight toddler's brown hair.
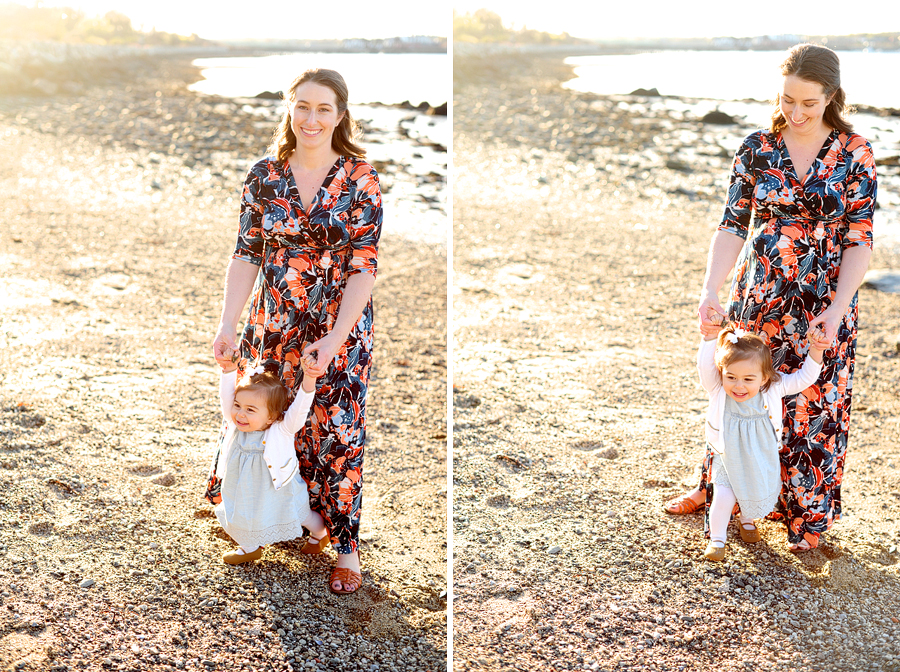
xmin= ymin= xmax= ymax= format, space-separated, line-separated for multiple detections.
xmin=714 ymin=324 xmax=781 ymax=391
xmin=235 ymin=370 xmax=290 ymax=423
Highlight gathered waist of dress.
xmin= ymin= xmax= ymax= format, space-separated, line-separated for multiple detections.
xmin=265 ymin=243 xmax=351 ymax=267
xmin=754 ymin=213 xmax=843 ymax=226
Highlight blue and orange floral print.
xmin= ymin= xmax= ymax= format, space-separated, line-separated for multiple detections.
xmin=702 ymin=129 xmax=876 ymax=547
xmin=206 ymin=155 xmax=382 ymax=554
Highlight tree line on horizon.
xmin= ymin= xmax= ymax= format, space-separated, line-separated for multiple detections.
xmin=453 ymin=9 xmax=582 ymax=45
xmin=0 ymin=3 xmax=206 ymax=46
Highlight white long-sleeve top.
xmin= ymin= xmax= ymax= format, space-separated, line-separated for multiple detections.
xmin=697 ymin=338 xmax=823 ymax=455
xmin=217 ymin=370 xmax=315 ymax=490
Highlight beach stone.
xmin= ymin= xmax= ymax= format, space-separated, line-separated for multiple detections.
xmin=862 ymin=270 xmax=900 ymax=294
xmin=79 ymin=578 xmax=95 ymax=589
xmin=151 ymin=473 xmax=176 ymax=487
xmin=701 ymin=110 xmax=737 ymax=125
xmin=630 ymin=87 xmax=660 ymax=97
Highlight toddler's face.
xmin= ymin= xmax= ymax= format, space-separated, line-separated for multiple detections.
xmin=721 ymin=358 xmax=765 ymax=402
xmin=232 ymin=389 xmax=275 ymax=432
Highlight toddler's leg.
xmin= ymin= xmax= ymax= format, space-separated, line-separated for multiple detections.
xmin=704 ymin=484 xmax=737 ymax=561
xmin=305 ymin=510 xmax=327 ymax=539
xmin=300 ymin=510 xmax=331 ymax=555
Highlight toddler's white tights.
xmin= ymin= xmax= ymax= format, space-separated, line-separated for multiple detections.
xmin=709 ymin=484 xmax=754 ymax=546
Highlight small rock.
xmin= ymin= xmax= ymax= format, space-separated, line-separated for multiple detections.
xmin=630 ymin=87 xmax=660 ymax=97
xmin=79 ymin=579 xmax=95 ymax=589
xmin=547 ymin=545 xmax=562 ymax=555
xmin=152 ymin=473 xmax=176 ymax=487
xmin=701 ymin=110 xmax=737 ymax=125
xmin=862 ymin=270 xmax=900 ymax=294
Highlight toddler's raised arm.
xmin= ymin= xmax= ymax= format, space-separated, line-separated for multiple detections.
xmin=219 ymin=370 xmax=238 ymax=420
xmin=280 ymin=354 xmax=320 ymax=434
xmin=697 ymin=338 xmax=722 ymax=394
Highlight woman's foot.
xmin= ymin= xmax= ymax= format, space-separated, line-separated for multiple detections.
xmin=789 ymin=533 xmax=819 ymax=552
xmin=665 ymin=487 xmax=704 ymax=515
xmin=223 ymin=546 xmax=262 ymax=565
xmin=739 ymin=521 xmax=761 ymax=544
xmin=329 ymin=550 xmax=362 ymax=594
xmin=703 ymin=539 xmax=727 ymax=562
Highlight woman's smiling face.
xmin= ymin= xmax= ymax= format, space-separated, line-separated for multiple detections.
xmin=780 ymin=75 xmax=831 ymax=136
xmin=289 ymin=81 xmax=344 ymax=152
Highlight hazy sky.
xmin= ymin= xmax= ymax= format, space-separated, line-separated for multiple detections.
xmin=453 ymin=0 xmax=900 ymax=39
xmin=20 ymin=0 xmax=448 ymax=40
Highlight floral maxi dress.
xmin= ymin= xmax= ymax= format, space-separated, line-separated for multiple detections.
xmin=206 ymin=156 xmax=382 ymax=555
xmin=701 ymin=129 xmax=876 ymax=547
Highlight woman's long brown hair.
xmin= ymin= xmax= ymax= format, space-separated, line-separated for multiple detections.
xmin=268 ymin=68 xmax=366 ymax=163
xmin=770 ymin=43 xmax=853 ymax=135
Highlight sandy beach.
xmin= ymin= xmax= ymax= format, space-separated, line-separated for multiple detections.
xmin=0 ymin=53 xmax=446 ymax=671
xmin=453 ymin=50 xmax=900 ymax=672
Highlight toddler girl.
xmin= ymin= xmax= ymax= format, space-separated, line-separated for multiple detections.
xmin=212 ymin=352 xmax=329 ymax=564
xmin=698 ymin=320 xmax=828 ymax=561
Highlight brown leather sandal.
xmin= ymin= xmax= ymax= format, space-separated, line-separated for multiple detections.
xmin=664 ymin=492 xmax=704 ymax=515
xmin=789 ymin=532 xmax=819 ymax=552
xmin=329 ymin=567 xmax=362 ymax=595
xmin=301 ymin=532 xmax=330 ymax=555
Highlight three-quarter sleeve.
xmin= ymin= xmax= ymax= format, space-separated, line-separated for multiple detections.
xmin=841 ymin=135 xmax=876 ymax=250
xmin=232 ymin=163 xmax=266 ymax=266
xmin=718 ymin=139 xmax=757 ymax=240
xmin=347 ymin=162 xmax=383 ymax=277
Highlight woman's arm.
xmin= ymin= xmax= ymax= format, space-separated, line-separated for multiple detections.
xmin=807 ymin=246 xmax=872 ymax=342
xmin=698 ymin=230 xmax=745 ymax=331
xmin=212 ymin=258 xmax=260 ymax=367
xmin=302 ymin=273 xmax=376 ymax=377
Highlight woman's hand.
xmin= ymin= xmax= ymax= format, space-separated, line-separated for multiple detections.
xmin=303 ymin=333 xmax=343 ymax=378
xmin=808 ymin=306 xmax=843 ymax=345
xmin=212 ymin=326 xmax=239 ymax=371
xmin=698 ymin=290 xmax=726 ymax=340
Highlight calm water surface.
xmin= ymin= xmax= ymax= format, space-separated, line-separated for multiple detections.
xmin=190 ymin=52 xmax=449 ymax=108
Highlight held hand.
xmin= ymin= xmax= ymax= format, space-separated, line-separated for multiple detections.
xmin=807 ymin=307 xmax=842 ymax=346
xmin=302 ymin=333 xmax=342 ymax=378
xmin=807 ymin=324 xmax=833 ymax=361
xmin=698 ymin=293 xmax=726 ymax=340
xmin=300 ymin=353 xmax=319 ymax=392
xmin=220 ymin=346 xmax=239 ymax=373
xmin=212 ymin=327 xmax=239 ymax=371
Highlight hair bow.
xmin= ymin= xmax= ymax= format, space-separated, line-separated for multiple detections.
xmin=247 ymin=364 xmax=266 ymax=377
xmin=725 ymin=327 xmax=747 ymax=344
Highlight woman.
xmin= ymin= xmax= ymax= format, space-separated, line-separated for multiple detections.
xmin=209 ymin=68 xmax=382 ymax=593
xmin=666 ymin=44 xmax=877 ymax=551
